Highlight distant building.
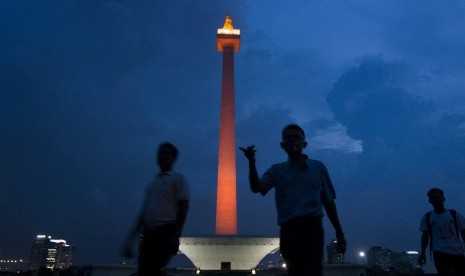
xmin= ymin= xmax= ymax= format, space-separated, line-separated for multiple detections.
xmin=29 ymin=234 xmax=75 ymax=271
xmin=391 ymin=251 xmax=423 ymax=274
xmin=367 ymin=246 xmax=423 ymax=274
xmin=326 ymin=239 xmax=345 ymax=264
xmin=367 ymin=246 xmax=392 ymax=271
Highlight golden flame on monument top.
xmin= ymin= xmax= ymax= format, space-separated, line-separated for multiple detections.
xmin=217 ymin=14 xmax=240 ymax=35
xmin=217 ymin=14 xmax=240 ymax=52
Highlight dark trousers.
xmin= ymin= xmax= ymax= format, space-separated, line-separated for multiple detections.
xmin=138 ymin=224 xmax=179 ymax=276
xmin=280 ymin=216 xmax=324 ymax=276
xmin=433 ymin=251 xmax=465 ymax=276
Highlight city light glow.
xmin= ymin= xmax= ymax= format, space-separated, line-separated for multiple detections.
xmin=50 ymin=239 xmax=67 ymax=244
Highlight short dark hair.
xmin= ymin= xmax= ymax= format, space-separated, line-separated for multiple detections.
xmin=427 ymin=188 xmax=444 ymax=198
xmin=282 ymin=124 xmax=305 ymax=139
xmin=158 ymin=142 xmax=179 ymax=160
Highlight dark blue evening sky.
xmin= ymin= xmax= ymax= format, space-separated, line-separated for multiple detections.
xmin=2 ymin=1 xmax=465 ymax=273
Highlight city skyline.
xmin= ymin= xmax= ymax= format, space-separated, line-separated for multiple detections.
xmin=29 ymin=234 xmax=75 ymax=271
xmin=2 ymin=1 xmax=465 ymax=274
xmin=0 ymin=234 xmax=422 ymax=274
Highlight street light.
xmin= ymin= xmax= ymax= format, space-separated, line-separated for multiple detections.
xmin=358 ymin=251 xmax=367 ymax=265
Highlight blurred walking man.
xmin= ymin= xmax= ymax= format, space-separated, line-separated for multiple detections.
xmin=123 ymin=142 xmax=190 ymax=276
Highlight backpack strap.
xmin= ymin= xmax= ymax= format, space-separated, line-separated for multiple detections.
xmin=426 ymin=209 xmax=462 ymax=258
xmin=425 ymin=211 xmax=433 ymax=258
xmin=449 ymin=209 xmax=461 ymax=241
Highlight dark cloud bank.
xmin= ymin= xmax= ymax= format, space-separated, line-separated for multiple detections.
xmin=321 ymin=57 xmax=465 ymax=256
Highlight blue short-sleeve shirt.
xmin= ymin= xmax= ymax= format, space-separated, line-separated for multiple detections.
xmin=260 ymin=157 xmax=336 ymax=225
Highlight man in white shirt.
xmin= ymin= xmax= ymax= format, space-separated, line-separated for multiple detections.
xmin=123 ymin=142 xmax=190 ymax=276
xmin=418 ymin=187 xmax=465 ymax=275
xmin=240 ymin=124 xmax=346 ymax=276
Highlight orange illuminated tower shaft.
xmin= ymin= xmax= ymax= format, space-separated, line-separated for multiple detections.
xmin=216 ymin=15 xmax=240 ymax=235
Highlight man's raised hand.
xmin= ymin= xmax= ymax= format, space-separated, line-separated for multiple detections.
xmin=239 ymin=145 xmax=256 ymax=163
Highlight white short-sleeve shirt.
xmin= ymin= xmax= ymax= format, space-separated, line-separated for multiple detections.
xmin=419 ymin=209 xmax=465 ymax=255
xmin=260 ymin=157 xmax=336 ymax=225
xmin=142 ymin=171 xmax=190 ymax=229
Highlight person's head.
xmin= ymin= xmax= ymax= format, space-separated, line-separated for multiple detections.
xmin=427 ymin=188 xmax=445 ymax=209
xmin=280 ymin=124 xmax=307 ymax=156
xmin=157 ymin=142 xmax=178 ymax=172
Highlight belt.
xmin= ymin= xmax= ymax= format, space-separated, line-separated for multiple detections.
xmin=282 ymin=214 xmax=322 ymax=228
xmin=144 ymin=223 xmax=176 ymax=235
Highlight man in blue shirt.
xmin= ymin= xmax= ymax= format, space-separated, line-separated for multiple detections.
xmin=240 ymin=124 xmax=346 ymax=276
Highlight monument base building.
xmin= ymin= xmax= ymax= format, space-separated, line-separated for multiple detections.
xmin=180 ymin=236 xmax=279 ymax=271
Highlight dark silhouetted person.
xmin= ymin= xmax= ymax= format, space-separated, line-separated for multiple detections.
xmin=240 ymin=124 xmax=346 ymax=276
xmin=418 ymin=187 xmax=465 ymax=275
xmin=122 ymin=142 xmax=190 ymax=276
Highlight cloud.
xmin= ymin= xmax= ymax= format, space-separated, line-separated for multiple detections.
xmin=327 ymin=57 xmax=434 ymax=146
xmin=326 ymin=57 xmax=465 ymax=186
xmin=2 ymin=1 xmax=465 ymax=271
xmin=305 ymin=119 xmax=362 ymax=153
xmin=320 ymin=57 xmax=465 ymax=258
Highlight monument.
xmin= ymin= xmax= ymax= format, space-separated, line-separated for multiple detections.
xmin=215 ymin=13 xmax=240 ymax=236
xmin=179 ymin=15 xmax=279 ymax=271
